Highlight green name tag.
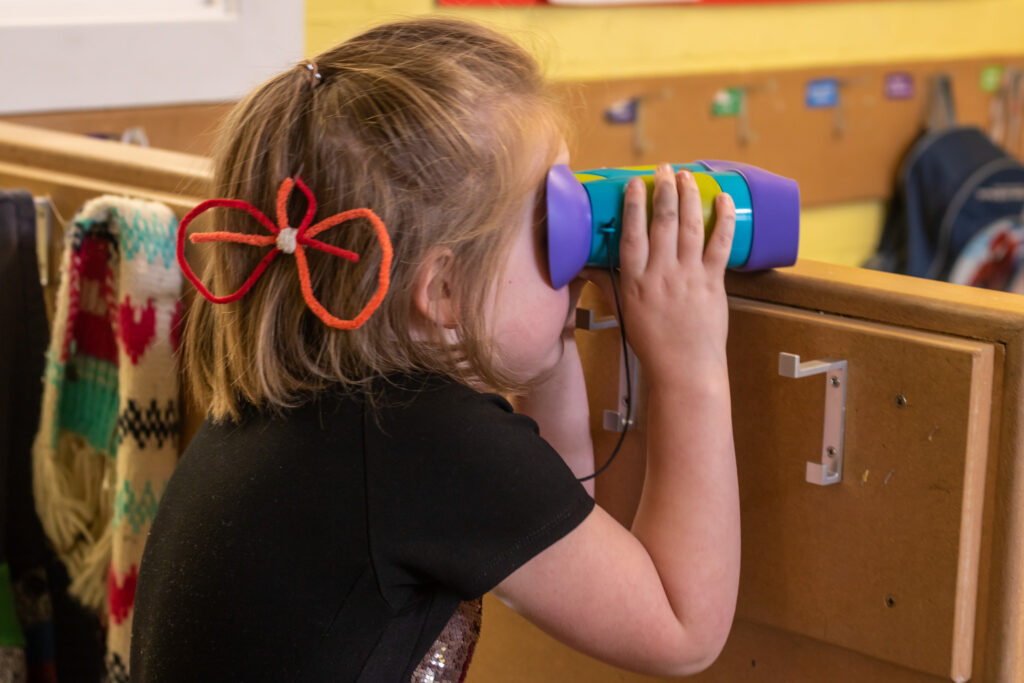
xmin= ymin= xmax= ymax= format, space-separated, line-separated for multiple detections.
xmin=981 ymin=65 xmax=1005 ymax=93
xmin=711 ymin=88 xmax=744 ymax=118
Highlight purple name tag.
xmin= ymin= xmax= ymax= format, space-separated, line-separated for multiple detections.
xmin=604 ymin=97 xmax=639 ymax=124
xmin=884 ymin=73 xmax=915 ymax=100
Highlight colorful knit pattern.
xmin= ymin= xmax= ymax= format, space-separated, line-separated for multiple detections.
xmin=116 ymin=399 xmax=179 ymax=450
xmin=105 ymin=651 xmax=129 ymax=683
xmin=117 ymin=296 xmax=157 ymax=365
xmin=110 ymin=205 xmax=178 ymax=267
xmin=112 ymin=481 xmax=164 ymax=535
xmin=106 ymin=567 xmax=138 ymax=626
xmin=52 ymin=353 xmax=119 ymax=456
xmin=32 ymin=196 xmax=182 ymax=681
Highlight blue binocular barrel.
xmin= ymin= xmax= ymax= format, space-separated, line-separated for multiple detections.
xmin=546 ymin=161 xmax=800 ymax=289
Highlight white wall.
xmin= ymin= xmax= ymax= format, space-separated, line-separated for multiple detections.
xmin=0 ymin=0 xmax=304 ymax=114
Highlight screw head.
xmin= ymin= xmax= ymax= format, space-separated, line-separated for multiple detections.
xmin=830 ymin=376 xmax=841 ymax=387
xmin=895 ymin=394 xmax=908 ymax=408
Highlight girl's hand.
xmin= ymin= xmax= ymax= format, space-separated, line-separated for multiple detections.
xmin=494 ymin=167 xmax=740 ymax=676
xmin=618 ymin=165 xmax=735 ymax=387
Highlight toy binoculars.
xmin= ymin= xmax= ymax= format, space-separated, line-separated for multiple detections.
xmin=545 ymin=161 xmax=801 ymax=288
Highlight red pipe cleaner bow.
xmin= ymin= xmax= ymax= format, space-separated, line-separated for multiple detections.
xmin=176 ymin=176 xmax=392 ymax=330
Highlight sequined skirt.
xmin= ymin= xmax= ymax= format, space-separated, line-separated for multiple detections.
xmin=410 ymin=598 xmax=482 ymax=683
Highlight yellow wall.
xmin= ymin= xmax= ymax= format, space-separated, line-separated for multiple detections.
xmin=306 ymin=0 xmax=1024 ymax=266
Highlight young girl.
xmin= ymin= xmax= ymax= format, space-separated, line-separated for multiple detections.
xmin=130 ymin=17 xmax=740 ymax=682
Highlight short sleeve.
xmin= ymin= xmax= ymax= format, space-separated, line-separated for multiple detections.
xmin=364 ymin=376 xmax=594 ymax=605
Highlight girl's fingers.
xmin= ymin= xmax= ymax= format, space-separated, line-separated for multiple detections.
xmin=677 ymin=170 xmax=705 ymax=265
xmin=618 ymin=177 xmax=648 ymax=277
xmin=647 ymin=164 xmax=680 ymax=269
xmin=704 ymin=192 xmax=736 ymax=274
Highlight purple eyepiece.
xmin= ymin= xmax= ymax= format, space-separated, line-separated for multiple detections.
xmin=546 ymin=164 xmax=592 ymax=289
xmin=697 ymin=160 xmax=800 ymax=272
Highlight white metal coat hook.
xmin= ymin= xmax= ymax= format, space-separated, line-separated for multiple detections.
xmin=778 ymin=352 xmax=848 ymax=486
xmin=577 ymin=308 xmax=639 ymax=432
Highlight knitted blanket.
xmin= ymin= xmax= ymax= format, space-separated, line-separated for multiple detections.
xmin=32 ymin=195 xmax=181 ymax=680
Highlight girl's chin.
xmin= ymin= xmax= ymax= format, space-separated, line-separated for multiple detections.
xmin=518 ymin=337 xmax=568 ymax=384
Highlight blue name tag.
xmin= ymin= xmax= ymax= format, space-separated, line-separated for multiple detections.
xmin=805 ymin=78 xmax=839 ymax=109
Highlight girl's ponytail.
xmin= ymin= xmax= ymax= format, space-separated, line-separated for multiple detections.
xmin=181 ymin=17 xmax=567 ymax=420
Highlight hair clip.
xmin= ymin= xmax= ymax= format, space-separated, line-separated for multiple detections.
xmin=176 ymin=176 xmax=392 ymax=330
xmin=305 ymin=62 xmax=322 ymax=87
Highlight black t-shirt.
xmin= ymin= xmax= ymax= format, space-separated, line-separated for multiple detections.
xmin=130 ymin=374 xmax=594 ymax=682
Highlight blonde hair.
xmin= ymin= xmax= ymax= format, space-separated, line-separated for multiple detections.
xmin=182 ymin=17 xmax=566 ymax=420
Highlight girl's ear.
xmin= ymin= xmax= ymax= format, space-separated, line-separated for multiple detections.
xmin=412 ymin=248 xmax=458 ymax=329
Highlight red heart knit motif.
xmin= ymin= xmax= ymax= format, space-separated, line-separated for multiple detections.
xmin=107 ymin=565 xmax=138 ymax=625
xmin=118 ymin=295 xmax=156 ymax=365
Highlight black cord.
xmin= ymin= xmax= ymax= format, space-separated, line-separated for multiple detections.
xmin=578 ymin=236 xmax=632 ymax=483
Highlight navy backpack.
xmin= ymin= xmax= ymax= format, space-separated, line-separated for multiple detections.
xmin=868 ymin=125 xmax=1024 ymax=282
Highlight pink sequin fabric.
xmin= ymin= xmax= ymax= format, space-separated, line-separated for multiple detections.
xmin=410 ymin=598 xmax=482 ymax=683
